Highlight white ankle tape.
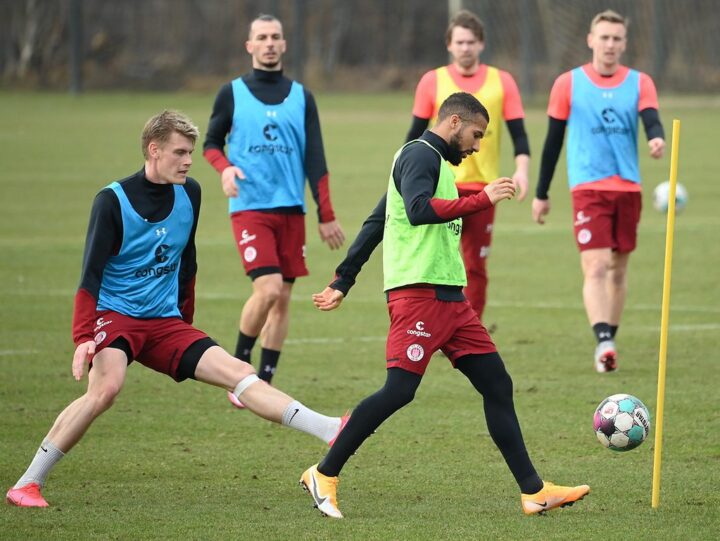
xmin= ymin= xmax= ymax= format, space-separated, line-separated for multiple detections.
xmin=233 ymin=374 xmax=260 ymax=398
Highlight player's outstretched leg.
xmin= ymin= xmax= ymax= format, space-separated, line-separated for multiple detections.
xmin=195 ymin=346 xmax=345 ymax=443
xmin=299 ymin=368 xmax=421 ymax=518
xmin=456 ymin=353 xmax=590 ymax=514
xmin=521 ymin=482 xmax=590 ymax=515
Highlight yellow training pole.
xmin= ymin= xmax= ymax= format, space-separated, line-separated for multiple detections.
xmin=652 ymin=119 xmax=681 ymax=508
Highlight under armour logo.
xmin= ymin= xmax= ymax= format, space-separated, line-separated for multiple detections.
xmin=155 ymin=227 xmax=167 ymax=236
xmin=266 ymin=110 xmax=277 ymax=118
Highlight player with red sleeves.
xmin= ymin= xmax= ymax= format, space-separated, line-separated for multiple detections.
xmin=406 ymin=9 xmax=531 ymax=323
xmin=204 ymin=14 xmax=344 ymax=402
xmin=532 ymin=9 xmax=665 ymax=372
xmin=299 ymin=93 xmax=589 ymax=519
xmin=6 ymin=110 xmax=346 ymax=508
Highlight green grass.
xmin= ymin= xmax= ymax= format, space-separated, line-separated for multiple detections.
xmin=1 ymin=91 xmax=718 ymax=540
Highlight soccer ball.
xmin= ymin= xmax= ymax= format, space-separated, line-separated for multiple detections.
xmin=652 ymin=181 xmax=688 ymax=214
xmin=593 ymin=394 xmax=651 ymax=451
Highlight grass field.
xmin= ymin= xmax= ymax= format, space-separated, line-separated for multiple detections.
xmin=0 ymin=91 xmax=718 ymax=540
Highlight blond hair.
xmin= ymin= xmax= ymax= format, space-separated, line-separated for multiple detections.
xmin=141 ymin=110 xmax=199 ymax=159
xmin=590 ymin=9 xmax=628 ymax=31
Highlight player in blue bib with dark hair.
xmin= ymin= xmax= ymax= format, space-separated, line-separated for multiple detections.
xmin=204 ymin=14 xmax=345 ymax=405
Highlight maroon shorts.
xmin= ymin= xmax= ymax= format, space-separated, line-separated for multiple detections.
xmin=92 ymin=311 xmax=210 ymax=381
xmin=230 ymin=211 xmax=308 ymax=279
xmin=385 ymin=289 xmax=497 ymax=376
xmin=571 ymin=190 xmax=642 ymax=253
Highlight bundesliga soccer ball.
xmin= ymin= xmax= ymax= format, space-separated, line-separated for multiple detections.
xmin=593 ymin=394 xmax=651 ymax=451
xmin=652 ymin=181 xmax=688 ymax=214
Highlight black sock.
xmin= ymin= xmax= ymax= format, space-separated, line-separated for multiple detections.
xmin=503 ymin=450 xmax=544 ymax=494
xmin=319 ymin=368 xmax=421 ymax=477
xmin=235 ymin=332 xmax=256 ymax=363
xmin=610 ymin=325 xmax=619 ymax=339
xmin=456 ymin=353 xmax=543 ymax=494
xmin=592 ymin=322 xmax=613 ymax=343
xmin=258 ymin=348 xmax=280 ymax=383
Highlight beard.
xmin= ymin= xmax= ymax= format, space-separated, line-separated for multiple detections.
xmin=259 ymin=59 xmax=281 ymax=70
xmin=446 ymin=132 xmax=464 ymax=166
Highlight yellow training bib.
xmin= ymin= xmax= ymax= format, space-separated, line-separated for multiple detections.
xmin=433 ymin=66 xmax=504 ymax=184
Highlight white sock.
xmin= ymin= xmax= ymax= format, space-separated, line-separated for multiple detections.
xmin=281 ymin=400 xmax=341 ymax=443
xmin=14 ymin=439 xmax=65 ymax=488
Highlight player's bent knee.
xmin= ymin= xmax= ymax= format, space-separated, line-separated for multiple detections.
xmin=393 ymin=386 xmax=417 ymax=407
xmin=231 ymin=357 xmax=257 ymax=378
xmin=379 ymin=381 xmax=417 ymax=409
xmin=584 ymin=260 xmax=610 ymax=280
xmin=88 ymin=383 xmax=122 ymax=413
xmin=259 ymin=287 xmax=282 ymax=305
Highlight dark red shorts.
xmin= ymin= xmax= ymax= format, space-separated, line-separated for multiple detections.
xmin=230 ymin=211 xmax=308 ymax=279
xmin=92 ymin=311 xmax=210 ymax=381
xmin=385 ymin=289 xmax=497 ymax=376
xmin=571 ymin=190 xmax=642 ymax=253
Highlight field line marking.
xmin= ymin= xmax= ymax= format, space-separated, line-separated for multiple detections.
xmin=637 ymin=323 xmax=720 ymax=332
xmin=3 ymin=289 xmax=720 ymax=315
xmin=285 ymin=336 xmax=386 ymax=345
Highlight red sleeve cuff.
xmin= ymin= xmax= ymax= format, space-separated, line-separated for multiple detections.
xmin=317 ymin=174 xmax=336 ymax=223
xmin=203 ymin=148 xmax=232 ymax=174
xmin=429 ymin=191 xmax=492 ymax=220
xmin=72 ymin=288 xmax=97 ymax=346
xmin=179 ymin=276 xmax=196 ymax=324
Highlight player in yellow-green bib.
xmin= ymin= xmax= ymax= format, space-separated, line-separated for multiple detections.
xmin=383 ymin=138 xmax=465 ymax=290
xmin=298 ymin=93 xmax=589 ymax=519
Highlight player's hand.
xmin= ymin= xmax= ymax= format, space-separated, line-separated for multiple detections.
xmin=318 ymin=220 xmax=345 ymax=250
xmin=72 ymin=340 xmax=96 ymax=381
xmin=512 ymin=169 xmax=529 ymax=202
xmin=312 ymin=286 xmax=345 ymax=311
xmin=648 ymin=137 xmax=665 ymax=159
xmin=532 ymin=197 xmax=551 ymax=224
xmin=484 ymin=177 xmax=516 ymax=205
xmin=221 ymin=166 xmax=245 ymax=198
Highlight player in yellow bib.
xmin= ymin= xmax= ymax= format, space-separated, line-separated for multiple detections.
xmin=407 ymin=10 xmax=530 ymax=324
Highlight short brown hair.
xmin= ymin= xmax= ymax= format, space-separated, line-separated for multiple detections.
xmin=141 ymin=110 xmax=199 ymax=159
xmin=590 ymin=9 xmax=628 ymax=31
xmin=249 ymin=13 xmax=283 ymax=39
xmin=446 ymin=9 xmax=484 ymax=45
